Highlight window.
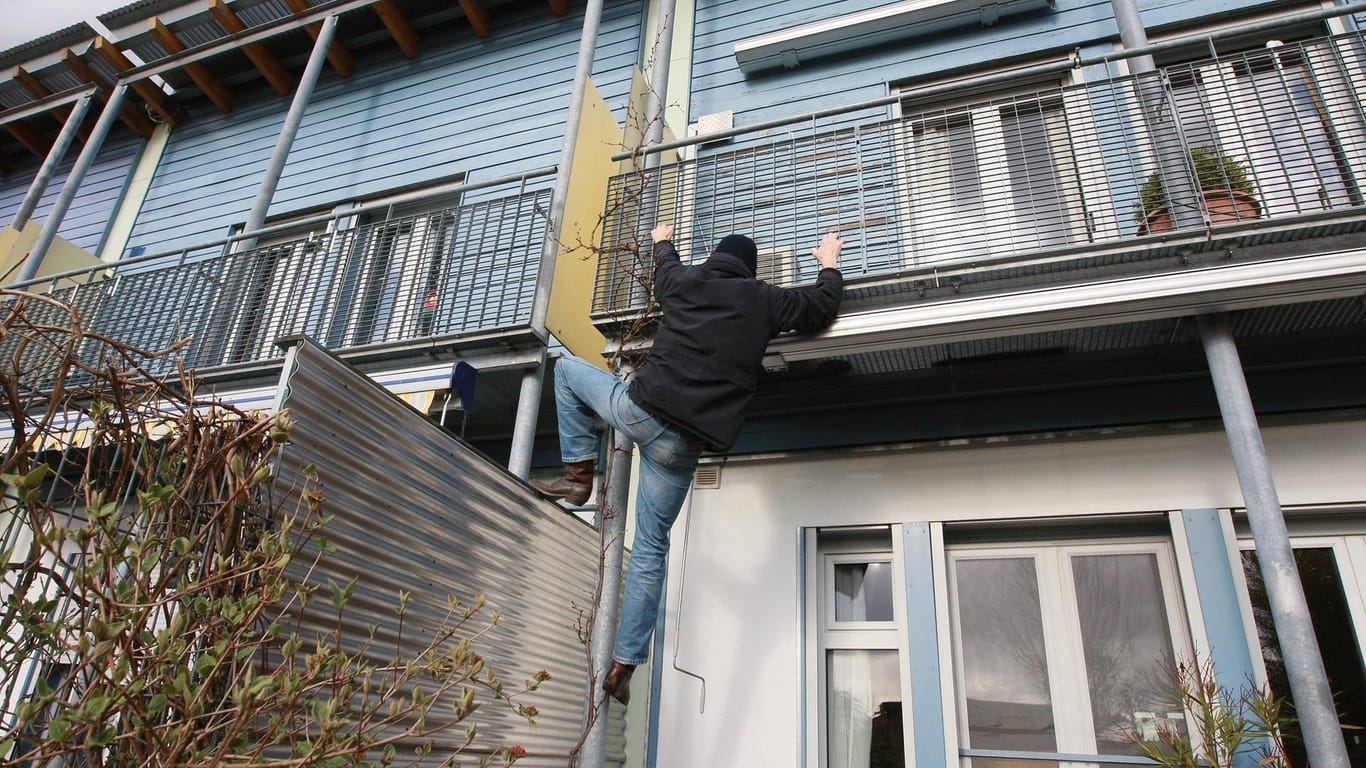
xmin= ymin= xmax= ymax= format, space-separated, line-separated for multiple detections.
xmin=896 ymin=80 xmax=1098 ymax=267
xmin=1238 ymin=533 xmax=1366 ymax=767
xmin=948 ymin=540 xmax=1193 ymax=765
xmin=813 ymin=527 xmax=907 ymax=768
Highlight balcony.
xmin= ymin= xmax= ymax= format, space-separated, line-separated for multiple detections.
xmin=593 ymin=31 xmax=1366 ymax=331
xmin=5 ymin=174 xmax=553 ymax=388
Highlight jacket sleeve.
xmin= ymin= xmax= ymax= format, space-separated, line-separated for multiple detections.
xmin=652 ymin=240 xmax=683 ymax=298
xmin=769 ymin=267 xmax=844 ymax=334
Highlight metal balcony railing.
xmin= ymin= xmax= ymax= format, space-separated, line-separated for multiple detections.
xmin=594 ymin=30 xmax=1366 ymax=315
xmin=5 ymin=173 xmax=553 ymax=386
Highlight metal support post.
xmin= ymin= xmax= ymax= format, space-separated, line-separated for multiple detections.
xmin=1109 ymin=0 xmax=1202 ymax=230
xmin=578 ymin=428 xmax=632 ymax=768
xmin=643 ymin=0 xmax=677 ymax=157
xmin=1197 ymin=313 xmax=1350 ymax=768
xmin=508 ymin=0 xmax=606 ymax=477
xmin=22 ymin=86 xmax=129 ymax=282
xmin=508 ymin=351 xmax=545 ymax=479
xmin=9 ymin=93 xmax=95 ymax=233
xmin=239 ymin=14 xmax=338 ymax=250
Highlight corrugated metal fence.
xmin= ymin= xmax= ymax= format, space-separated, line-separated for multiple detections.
xmin=270 ymin=337 xmax=624 ymax=766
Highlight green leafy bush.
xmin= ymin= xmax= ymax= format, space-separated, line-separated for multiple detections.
xmin=1134 ymin=146 xmax=1253 ymax=223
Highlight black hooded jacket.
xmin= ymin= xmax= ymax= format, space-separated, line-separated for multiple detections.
xmin=627 ymin=240 xmax=844 ymax=451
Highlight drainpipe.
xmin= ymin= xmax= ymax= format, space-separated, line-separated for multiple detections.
xmin=9 ymin=93 xmax=95 ymax=234
xmin=507 ymin=0 xmax=606 ymax=478
xmin=1109 ymin=0 xmax=1202 ymax=230
xmin=1198 ymin=314 xmax=1350 ymax=768
xmin=21 ymin=87 xmax=128 ymax=282
xmin=238 ymin=14 xmax=338 ymax=251
xmin=577 ymin=427 xmax=632 ymax=768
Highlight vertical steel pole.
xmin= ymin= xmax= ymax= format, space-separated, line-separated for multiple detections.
xmin=643 ymin=0 xmax=677 ymax=156
xmin=508 ymin=0 xmax=606 ymax=478
xmin=10 ymin=93 xmax=95 ymax=233
xmin=239 ymin=14 xmax=338 ymax=250
xmin=1198 ymin=313 xmax=1350 ymax=768
xmin=22 ymin=86 xmax=128 ymax=282
xmin=577 ymin=428 xmax=632 ymax=768
xmin=1110 ymin=0 xmax=1202 ymax=230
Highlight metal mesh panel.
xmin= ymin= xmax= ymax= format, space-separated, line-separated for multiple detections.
xmin=595 ymin=31 xmax=1366 ymax=314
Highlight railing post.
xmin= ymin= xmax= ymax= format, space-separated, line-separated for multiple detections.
xmin=1197 ymin=313 xmax=1350 ymax=768
xmin=9 ymin=93 xmax=95 ymax=234
xmin=21 ymin=86 xmax=128 ymax=283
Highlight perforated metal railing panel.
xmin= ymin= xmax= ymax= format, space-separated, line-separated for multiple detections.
xmin=3 ymin=184 xmax=551 ymax=385
xmin=595 ymin=31 xmax=1366 ymax=315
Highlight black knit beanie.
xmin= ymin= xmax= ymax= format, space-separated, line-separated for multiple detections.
xmin=716 ymin=234 xmax=758 ymax=277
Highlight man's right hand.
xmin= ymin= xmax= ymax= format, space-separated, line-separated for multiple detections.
xmin=812 ymin=231 xmax=844 ymax=269
xmin=651 ymin=224 xmax=675 ymax=243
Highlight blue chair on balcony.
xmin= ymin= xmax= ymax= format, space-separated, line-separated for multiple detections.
xmin=439 ymin=360 xmax=477 ymax=438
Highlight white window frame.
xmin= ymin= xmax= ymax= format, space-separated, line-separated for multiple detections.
xmin=946 ymin=538 xmax=1195 ymax=763
xmin=806 ymin=526 xmax=914 ymax=768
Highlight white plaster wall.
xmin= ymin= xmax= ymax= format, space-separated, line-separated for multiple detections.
xmin=651 ymin=416 xmax=1366 ymax=767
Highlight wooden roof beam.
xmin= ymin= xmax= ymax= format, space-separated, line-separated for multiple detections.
xmin=12 ymin=66 xmax=93 ymax=142
xmin=93 ymin=37 xmax=181 ymax=126
xmin=458 ymin=0 xmax=493 ymax=38
xmin=5 ymin=122 xmax=52 ymax=159
xmin=208 ymin=0 xmax=293 ymax=96
xmin=548 ymin=0 xmax=568 ymax=16
xmin=282 ymin=0 xmax=354 ymax=77
xmin=148 ymin=18 xmax=236 ymax=112
xmin=373 ymin=0 xmax=420 ymax=58
xmin=61 ymin=49 xmax=156 ymax=140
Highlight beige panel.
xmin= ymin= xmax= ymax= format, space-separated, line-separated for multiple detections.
xmin=0 ymin=221 xmax=104 ymax=287
xmin=547 ymin=79 xmax=620 ymax=369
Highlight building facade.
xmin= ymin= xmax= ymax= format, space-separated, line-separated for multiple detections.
xmin=3 ymin=0 xmax=1366 ymax=766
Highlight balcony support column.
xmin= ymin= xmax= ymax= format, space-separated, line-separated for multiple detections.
xmin=1109 ymin=0 xmax=1202 ymax=230
xmin=239 ymin=14 xmax=338 ymax=251
xmin=22 ymin=86 xmax=127 ymax=283
xmin=10 ymin=93 xmax=95 ymax=237
xmin=509 ymin=0 xmax=605 ymax=478
xmin=1198 ymin=313 xmax=1350 ymax=768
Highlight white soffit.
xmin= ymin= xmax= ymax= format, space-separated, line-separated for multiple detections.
xmin=733 ymin=0 xmax=1055 ymax=74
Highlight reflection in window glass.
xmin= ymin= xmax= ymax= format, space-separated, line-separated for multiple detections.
xmin=1072 ymin=554 xmax=1181 ymax=754
xmin=1242 ymin=548 xmax=1366 ymax=768
xmin=955 ymin=558 xmax=1057 ymax=753
xmin=827 ymin=650 xmax=903 ymax=768
xmin=835 ymin=562 xmax=894 ymax=622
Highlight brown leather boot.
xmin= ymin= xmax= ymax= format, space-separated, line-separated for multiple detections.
xmin=530 ymin=460 xmax=594 ymax=505
xmin=602 ymin=661 xmax=635 ymax=706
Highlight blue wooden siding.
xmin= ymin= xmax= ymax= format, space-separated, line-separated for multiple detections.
xmin=0 ymin=133 xmax=142 ymax=255
xmin=692 ymin=0 xmax=1303 ymax=128
xmin=124 ymin=0 xmax=642 ymax=256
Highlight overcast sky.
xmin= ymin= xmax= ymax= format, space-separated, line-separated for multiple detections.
xmin=0 ymin=0 xmax=121 ymax=52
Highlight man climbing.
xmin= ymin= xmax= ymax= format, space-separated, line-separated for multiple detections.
xmin=532 ymin=224 xmax=845 ymax=705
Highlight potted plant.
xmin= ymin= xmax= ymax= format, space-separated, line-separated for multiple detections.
xmin=1134 ymin=146 xmax=1261 ymax=234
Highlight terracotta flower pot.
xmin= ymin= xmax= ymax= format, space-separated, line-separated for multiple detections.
xmin=1137 ymin=189 xmax=1262 ymax=235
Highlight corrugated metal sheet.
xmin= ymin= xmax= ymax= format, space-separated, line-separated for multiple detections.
xmin=270 ymin=338 xmax=625 ymax=766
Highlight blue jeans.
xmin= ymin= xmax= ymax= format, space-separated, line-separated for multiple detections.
xmin=553 ymin=355 xmax=701 ymax=666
